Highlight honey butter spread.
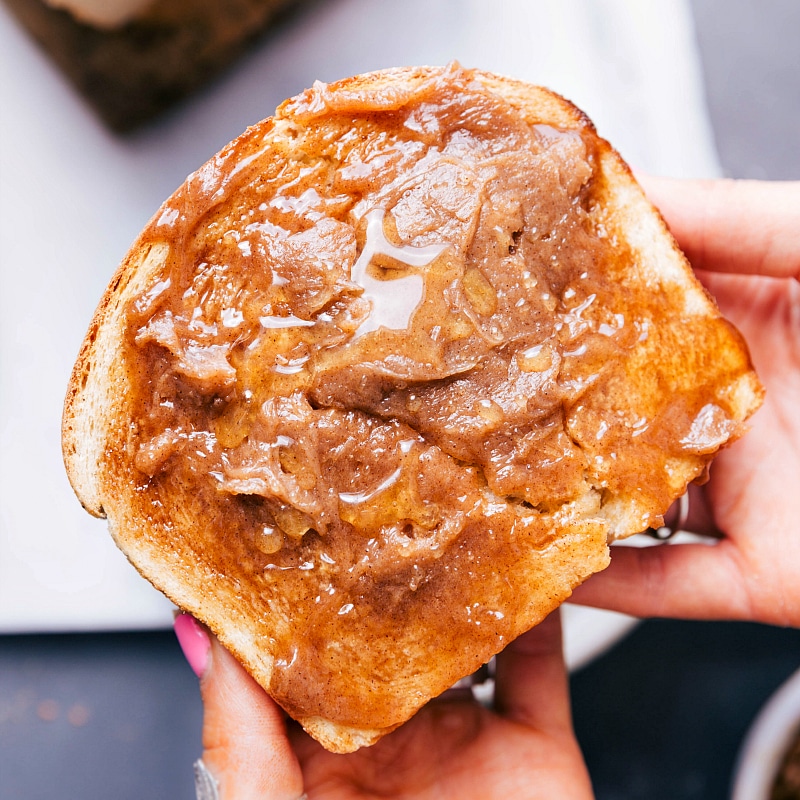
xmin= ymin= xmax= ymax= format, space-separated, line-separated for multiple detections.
xmin=63 ymin=64 xmax=763 ymax=752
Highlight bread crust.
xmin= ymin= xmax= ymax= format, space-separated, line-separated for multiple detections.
xmin=63 ymin=65 xmax=763 ymax=752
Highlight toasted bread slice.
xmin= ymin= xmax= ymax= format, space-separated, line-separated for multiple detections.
xmin=63 ymin=64 xmax=762 ymax=752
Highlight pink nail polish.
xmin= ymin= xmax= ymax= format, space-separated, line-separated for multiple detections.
xmin=174 ymin=613 xmax=210 ymax=677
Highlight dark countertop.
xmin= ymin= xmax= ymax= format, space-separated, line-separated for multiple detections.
xmin=1 ymin=1 xmax=798 ymax=798
xmin=3 ymin=622 xmax=800 ymax=800
xmin=575 ymin=621 xmax=800 ymax=799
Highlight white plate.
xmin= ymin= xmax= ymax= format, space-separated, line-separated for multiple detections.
xmin=732 ymin=667 xmax=800 ymax=800
xmin=0 ymin=0 xmax=718 ymax=655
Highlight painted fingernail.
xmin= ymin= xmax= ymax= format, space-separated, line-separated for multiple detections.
xmin=174 ymin=613 xmax=210 ymax=678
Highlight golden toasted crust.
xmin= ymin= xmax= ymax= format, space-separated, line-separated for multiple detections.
xmin=63 ymin=65 xmax=763 ymax=752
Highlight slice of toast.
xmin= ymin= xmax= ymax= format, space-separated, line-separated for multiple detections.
xmin=63 ymin=64 xmax=763 ymax=752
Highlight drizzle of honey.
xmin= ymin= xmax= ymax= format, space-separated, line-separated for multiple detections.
xmin=351 ymin=209 xmax=447 ymax=337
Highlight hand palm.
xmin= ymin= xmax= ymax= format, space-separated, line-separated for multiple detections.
xmin=198 ymin=613 xmax=594 ymax=800
xmin=290 ymin=693 xmax=586 ymax=800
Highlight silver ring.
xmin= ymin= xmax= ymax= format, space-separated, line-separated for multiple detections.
xmin=194 ymin=760 xmax=219 ymax=800
xmin=194 ymin=758 xmax=308 ymax=800
xmin=647 ymin=491 xmax=690 ymax=541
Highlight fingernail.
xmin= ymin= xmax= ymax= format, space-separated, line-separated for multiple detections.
xmin=174 ymin=613 xmax=210 ymax=678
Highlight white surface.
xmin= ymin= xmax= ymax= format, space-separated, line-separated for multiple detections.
xmin=732 ymin=667 xmax=800 ymax=800
xmin=0 ymin=0 xmax=720 ymax=660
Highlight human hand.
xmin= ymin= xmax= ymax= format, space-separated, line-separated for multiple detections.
xmin=572 ymin=177 xmax=800 ymax=626
xmin=176 ymin=610 xmax=593 ymax=800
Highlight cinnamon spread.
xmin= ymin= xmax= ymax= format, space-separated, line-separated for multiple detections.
xmin=118 ymin=64 xmax=749 ymax=728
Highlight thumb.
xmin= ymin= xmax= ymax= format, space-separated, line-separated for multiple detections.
xmin=174 ymin=613 xmax=305 ymax=800
xmin=493 ymin=609 xmax=573 ymax=734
